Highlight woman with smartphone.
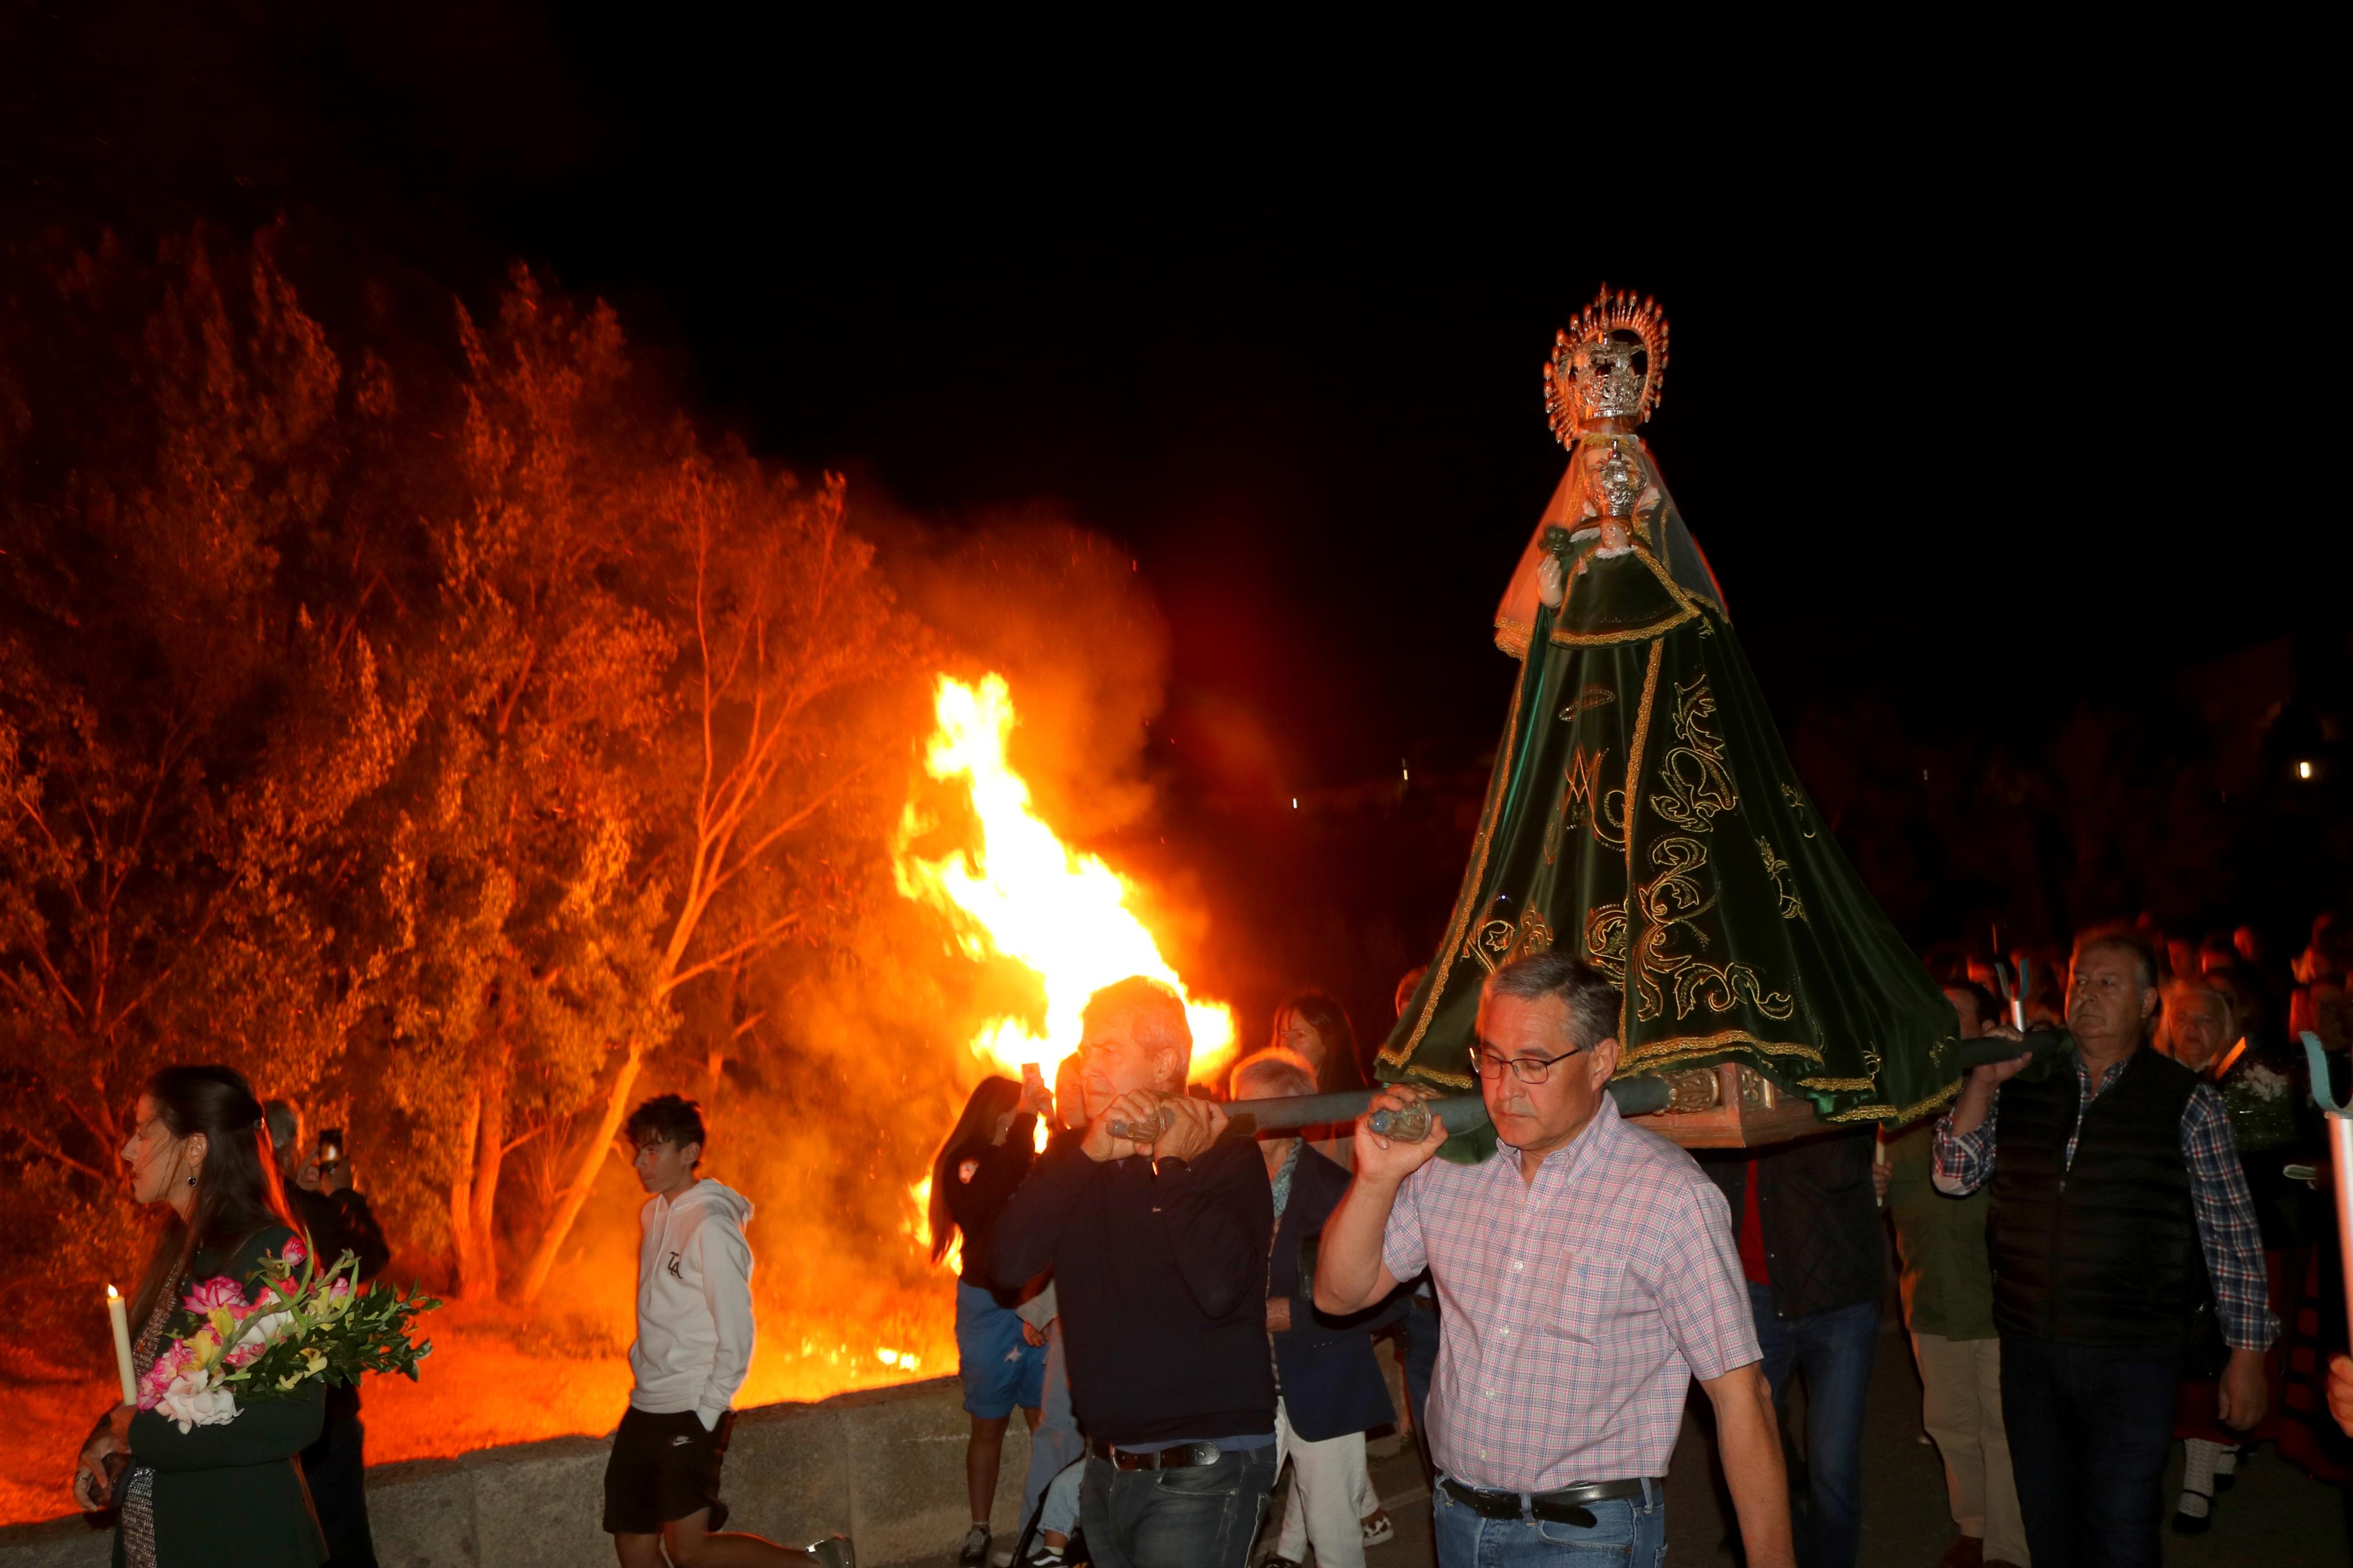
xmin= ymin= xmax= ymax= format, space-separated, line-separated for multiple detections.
xmin=929 ymin=1070 xmax=1055 ymax=1567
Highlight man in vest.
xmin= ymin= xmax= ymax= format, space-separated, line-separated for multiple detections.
xmin=1933 ymin=926 xmax=2274 ymax=1568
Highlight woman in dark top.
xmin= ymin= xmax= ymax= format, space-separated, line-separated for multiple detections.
xmin=930 ymin=1072 xmax=1050 ymax=1567
xmin=1268 ymin=990 xmax=1368 ymax=1173
xmin=73 ymin=1065 xmax=327 ymax=1568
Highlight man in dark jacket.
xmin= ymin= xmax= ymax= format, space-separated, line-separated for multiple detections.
xmin=991 ymin=977 xmax=1276 ymax=1568
xmin=265 ymin=1100 xmax=392 ymax=1568
xmin=1234 ymin=1050 xmax=1403 ymax=1568
xmin=1702 ymin=1126 xmax=1882 ymax=1568
xmin=1935 ymin=927 xmax=2276 ymax=1568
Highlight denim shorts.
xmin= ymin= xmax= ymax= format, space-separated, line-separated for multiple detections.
xmin=954 ymin=1279 xmax=1046 ymax=1418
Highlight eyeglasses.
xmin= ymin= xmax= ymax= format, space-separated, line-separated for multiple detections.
xmin=1468 ymin=1044 xmax=1586 ymax=1085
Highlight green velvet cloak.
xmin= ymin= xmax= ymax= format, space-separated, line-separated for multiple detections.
xmin=1379 ymin=440 xmax=1959 ymax=1144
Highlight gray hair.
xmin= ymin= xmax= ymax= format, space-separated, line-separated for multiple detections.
xmin=2157 ymin=979 xmax=2234 ymax=1056
xmin=1230 ymin=1048 xmax=1317 ymax=1100
xmin=1081 ymin=975 xmax=1193 ymax=1073
xmin=2071 ymin=925 xmax=2160 ymax=995
xmin=1482 ymin=949 xmax=1620 ymax=1051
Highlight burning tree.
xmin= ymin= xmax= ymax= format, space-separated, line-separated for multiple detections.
xmin=1 ymin=229 xmax=918 ymax=1304
xmin=339 ymin=270 xmax=917 ymax=1302
xmin=0 ymin=229 xmax=414 ymax=1200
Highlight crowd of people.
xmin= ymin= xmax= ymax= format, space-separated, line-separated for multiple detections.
xmin=920 ymin=909 xmax=2353 ymax=1568
xmin=61 ymin=907 xmax=2353 ymax=1568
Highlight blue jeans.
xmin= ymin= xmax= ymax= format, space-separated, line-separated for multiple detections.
xmin=1078 ymin=1445 xmax=1276 ymax=1568
xmin=1748 ymin=1282 xmax=1877 ymax=1568
xmin=1432 ymin=1476 xmax=1666 ymax=1567
xmin=1998 ymin=1333 xmax=2178 ymax=1568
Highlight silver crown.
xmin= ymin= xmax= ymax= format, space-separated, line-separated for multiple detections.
xmin=1543 ymin=287 xmax=1669 ymax=445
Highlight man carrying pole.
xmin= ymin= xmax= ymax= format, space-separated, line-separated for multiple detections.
xmin=1935 ymin=926 xmax=2276 ymax=1568
xmin=1315 ymin=950 xmax=1797 ymax=1568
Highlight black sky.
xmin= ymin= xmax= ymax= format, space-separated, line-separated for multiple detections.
xmin=5 ymin=5 xmax=2341 ymax=800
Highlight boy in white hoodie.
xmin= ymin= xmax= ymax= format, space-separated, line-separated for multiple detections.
xmin=605 ymin=1094 xmax=827 ymax=1566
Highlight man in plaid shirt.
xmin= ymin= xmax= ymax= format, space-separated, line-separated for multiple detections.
xmin=1933 ymin=926 xmax=2277 ymax=1568
xmin=1315 ymin=951 xmax=1796 ymax=1568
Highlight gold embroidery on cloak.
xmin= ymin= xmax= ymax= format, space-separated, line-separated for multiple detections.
xmin=1650 ymin=674 xmax=1737 ymax=832
xmin=1758 ymin=837 xmax=1806 ymax=921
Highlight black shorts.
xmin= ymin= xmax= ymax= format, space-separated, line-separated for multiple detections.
xmin=602 ymin=1406 xmax=732 ymax=1534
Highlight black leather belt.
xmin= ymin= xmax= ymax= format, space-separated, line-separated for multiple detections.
xmin=1087 ymin=1437 xmax=1224 ymax=1471
xmin=1440 ymin=1475 xmax=1659 ymax=1526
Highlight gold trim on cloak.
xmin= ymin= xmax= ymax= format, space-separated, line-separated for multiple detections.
xmin=1823 ymin=1079 xmax=1962 ymax=1125
xmin=1496 ymin=539 xmax=1703 ymax=656
xmin=1548 ymin=542 xmax=1704 ymax=648
xmin=1614 ymin=639 xmax=1665 ymax=1042
xmin=1619 ymin=1029 xmax=1826 ymax=1072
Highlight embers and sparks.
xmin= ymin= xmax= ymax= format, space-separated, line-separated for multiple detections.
xmin=893 ymin=673 xmax=1236 ymax=1087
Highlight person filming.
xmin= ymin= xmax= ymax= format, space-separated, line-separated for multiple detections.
xmin=264 ymin=1100 xmax=391 ymax=1568
xmin=929 ymin=1072 xmax=1052 ymax=1566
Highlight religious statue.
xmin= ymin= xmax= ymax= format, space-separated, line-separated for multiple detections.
xmin=1379 ymin=288 xmax=1958 ymax=1144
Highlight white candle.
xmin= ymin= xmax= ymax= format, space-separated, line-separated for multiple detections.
xmin=107 ymin=1285 xmax=135 ymax=1406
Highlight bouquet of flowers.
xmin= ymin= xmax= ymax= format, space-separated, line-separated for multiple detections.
xmin=137 ymin=1235 xmax=440 ymax=1434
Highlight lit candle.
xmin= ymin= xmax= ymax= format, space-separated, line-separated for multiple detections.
xmin=107 ymin=1285 xmax=135 ymax=1406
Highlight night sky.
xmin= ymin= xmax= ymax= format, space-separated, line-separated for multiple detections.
xmin=5 ymin=5 xmax=2340 ymax=816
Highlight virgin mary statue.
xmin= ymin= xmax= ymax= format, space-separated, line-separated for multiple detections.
xmin=1379 ymin=288 xmax=1957 ymax=1133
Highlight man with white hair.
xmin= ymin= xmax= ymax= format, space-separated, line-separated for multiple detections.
xmin=991 ymin=976 xmax=1276 ymax=1568
xmin=1314 ymin=950 xmax=1794 ymax=1568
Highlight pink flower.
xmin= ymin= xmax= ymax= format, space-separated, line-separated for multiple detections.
xmin=182 ymin=1276 xmax=249 ymax=1314
xmin=136 ymin=1342 xmax=193 ymax=1411
xmin=223 ymin=1341 xmax=265 ymax=1368
xmin=279 ymin=1235 xmax=307 ymax=1267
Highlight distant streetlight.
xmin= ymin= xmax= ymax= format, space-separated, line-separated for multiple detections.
xmin=1291 ymin=797 xmax=1298 ymax=809
xmin=2297 ymin=759 xmax=2315 ymax=781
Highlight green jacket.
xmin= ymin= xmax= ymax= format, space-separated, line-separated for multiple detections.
xmin=115 ymin=1224 xmax=326 ymax=1568
xmin=1883 ymin=1120 xmax=1996 ymax=1341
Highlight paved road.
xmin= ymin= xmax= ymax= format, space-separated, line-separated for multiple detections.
xmin=916 ymin=1320 xmax=2349 ymax=1567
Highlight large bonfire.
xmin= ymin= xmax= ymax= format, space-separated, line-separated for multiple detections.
xmin=894 ymin=673 xmax=1236 ymax=1087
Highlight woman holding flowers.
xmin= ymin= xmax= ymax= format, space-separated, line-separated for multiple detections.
xmin=72 ymin=1065 xmax=328 ymax=1568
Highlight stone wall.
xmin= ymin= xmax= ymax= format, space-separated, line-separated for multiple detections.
xmin=0 ymin=1376 xmax=1040 ymax=1567
xmin=3 ymin=1347 xmax=1411 ymax=1566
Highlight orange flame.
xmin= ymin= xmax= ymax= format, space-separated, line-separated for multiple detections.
xmin=895 ymin=673 xmax=1236 ymax=1086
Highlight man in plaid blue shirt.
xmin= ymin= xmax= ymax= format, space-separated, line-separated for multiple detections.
xmin=1933 ymin=926 xmax=2276 ymax=1568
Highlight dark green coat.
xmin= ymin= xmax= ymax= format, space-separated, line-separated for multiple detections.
xmin=115 ymin=1224 xmax=326 ymax=1568
xmin=1381 ymin=438 xmax=1960 ymax=1151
